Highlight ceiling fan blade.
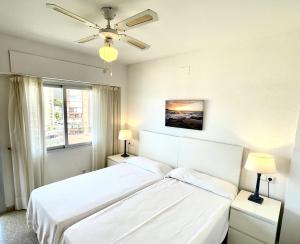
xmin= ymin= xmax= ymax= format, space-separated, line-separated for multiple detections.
xmin=115 ymin=9 xmax=158 ymax=31
xmin=119 ymin=34 xmax=150 ymax=50
xmin=46 ymin=3 xmax=100 ymax=29
xmin=77 ymin=34 xmax=99 ymax=43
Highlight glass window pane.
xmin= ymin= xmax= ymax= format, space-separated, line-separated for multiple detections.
xmin=66 ymin=88 xmax=91 ymax=144
xmin=43 ymin=86 xmax=65 ymax=148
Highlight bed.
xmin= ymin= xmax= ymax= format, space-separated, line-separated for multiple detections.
xmin=61 ymin=169 xmax=237 ymax=244
xmin=61 ymin=131 xmax=244 ymax=244
xmin=27 ymin=157 xmax=172 ymax=244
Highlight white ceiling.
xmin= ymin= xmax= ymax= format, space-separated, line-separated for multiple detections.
xmin=0 ymin=0 xmax=299 ymax=64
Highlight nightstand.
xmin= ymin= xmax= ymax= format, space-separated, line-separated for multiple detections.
xmin=106 ymin=154 xmax=134 ymax=167
xmin=228 ymin=190 xmax=281 ymax=244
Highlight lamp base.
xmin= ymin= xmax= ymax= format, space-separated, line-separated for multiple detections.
xmin=121 ymin=153 xmax=130 ymax=158
xmin=248 ymin=194 xmax=264 ymax=204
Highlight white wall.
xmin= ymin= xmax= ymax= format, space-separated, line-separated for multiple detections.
xmin=280 ymin=114 xmax=300 ymax=243
xmin=0 ymin=33 xmax=127 ymax=207
xmin=45 ymin=146 xmax=92 ymax=184
xmin=127 ymin=32 xmax=300 ymax=201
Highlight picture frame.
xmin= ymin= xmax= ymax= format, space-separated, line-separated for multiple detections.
xmin=165 ymin=100 xmax=204 ymax=130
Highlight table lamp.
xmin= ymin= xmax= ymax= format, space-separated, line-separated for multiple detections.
xmin=245 ymin=153 xmax=276 ymax=204
xmin=118 ymin=130 xmax=132 ymax=157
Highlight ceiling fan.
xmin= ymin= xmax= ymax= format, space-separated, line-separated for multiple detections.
xmin=46 ymin=3 xmax=158 ymax=62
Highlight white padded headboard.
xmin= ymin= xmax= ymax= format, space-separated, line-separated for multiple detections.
xmin=139 ymin=130 xmax=243 ymax=186
xmin=178 ymin=137 xmax=243 ymax=185
xmin=139 ymin=131 xmax=179 ymax=167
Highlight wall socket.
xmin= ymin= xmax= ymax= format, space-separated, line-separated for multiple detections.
xmin=261 ymin=175 xmax=276 ymax=183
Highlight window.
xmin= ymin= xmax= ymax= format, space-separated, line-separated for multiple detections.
xmin=66 ymin=88 xmax=92 ymax=145
xmin=43 ymin=84 xmax=92 ymax=149
xmin=43 ymin=86 xmax=65 ymax=148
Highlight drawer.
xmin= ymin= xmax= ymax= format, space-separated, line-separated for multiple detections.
xmin=228 ymin=227 xmax=264 ymax=244
xmin=230 ymin=209 xmax=276 ymax=244
xmin=107 ymin=159 xmax=118 ymax=167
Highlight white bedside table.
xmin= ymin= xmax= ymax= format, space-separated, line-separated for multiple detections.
xmin=228 ymin=190 xmax=281 ymax=244
xmin=107 ymin=154 xmax=134 ymax=167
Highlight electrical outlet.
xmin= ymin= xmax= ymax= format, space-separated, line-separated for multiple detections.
xmin=261 ymin=175 xmax=276 ymax=183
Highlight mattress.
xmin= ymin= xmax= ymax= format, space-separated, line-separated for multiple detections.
xmin=61 ymin=178 xmax=232 ymax=244
xmin=27 ymin=163 xmax=163 ymax=244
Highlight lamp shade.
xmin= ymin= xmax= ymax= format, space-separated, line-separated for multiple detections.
xmin=245 ymin=153 xmax=276 ymax=174
xmin=118 ymin=130 xmax=132 ymax=141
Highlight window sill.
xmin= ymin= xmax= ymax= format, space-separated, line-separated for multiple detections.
xmin=47 ymin=142 xmax=92 ymax=152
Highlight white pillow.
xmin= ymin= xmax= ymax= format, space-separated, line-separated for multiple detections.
xmin=125 ymin=156 xmax=172 ymax=176
xmin=167 ymin=167 xmax=238 ymax=200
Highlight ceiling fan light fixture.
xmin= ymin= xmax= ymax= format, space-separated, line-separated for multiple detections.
xmin=99 ymin=40 xmax=118 ymax=62
xmin=46 ymin=3 xmax=157 ymax=58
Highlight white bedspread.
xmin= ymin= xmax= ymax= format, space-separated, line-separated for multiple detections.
xmin=27 ymin=163 xmax=162 ymax=244
xmin=61 ymin=178 xmax=232 ymax=244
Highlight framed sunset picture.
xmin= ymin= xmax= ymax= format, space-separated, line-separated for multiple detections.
xmin=165 ymin=100 xmax=204 ymax=130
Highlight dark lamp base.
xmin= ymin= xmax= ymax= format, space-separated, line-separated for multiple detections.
xmin=121 ymin=139 xmax=130 ymax=158
xmin=248 ymin=194 xmax=264 ymax=204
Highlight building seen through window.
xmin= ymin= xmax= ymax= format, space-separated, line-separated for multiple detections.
xmin=43 ymin=85 xmax=91 ymax=148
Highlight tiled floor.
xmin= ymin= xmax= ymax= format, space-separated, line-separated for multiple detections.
xmin=0 ymin=211 xmax=38 ymax=244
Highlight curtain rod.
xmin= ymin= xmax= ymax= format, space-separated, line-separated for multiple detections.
xmin=0 ymin=72 xmax=120 ymax=88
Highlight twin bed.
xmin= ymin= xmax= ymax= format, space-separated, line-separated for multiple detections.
xmin=27 ymin=130 xmax=244 ymax=244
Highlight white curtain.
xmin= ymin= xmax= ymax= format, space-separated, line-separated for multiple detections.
xmin=8 ymin=76 xmax=46 ymax=210
xmin=92 ymin=85 xmax=120 ymax=170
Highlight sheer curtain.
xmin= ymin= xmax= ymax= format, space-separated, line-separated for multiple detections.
xmin=92 ymin=85 xmax=120 ymax=170
xmin=8 ymin=76 xmax=46 ymax=210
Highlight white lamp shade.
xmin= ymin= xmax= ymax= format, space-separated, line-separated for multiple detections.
xmin=245 ymin=153 xmax=276 ymax=174
xmin=118 ymin=130 xmax=132 ymax=140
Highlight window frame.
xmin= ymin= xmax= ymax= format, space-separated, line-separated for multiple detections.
xmin=43 ymin=83 xmax=92 ymax=151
